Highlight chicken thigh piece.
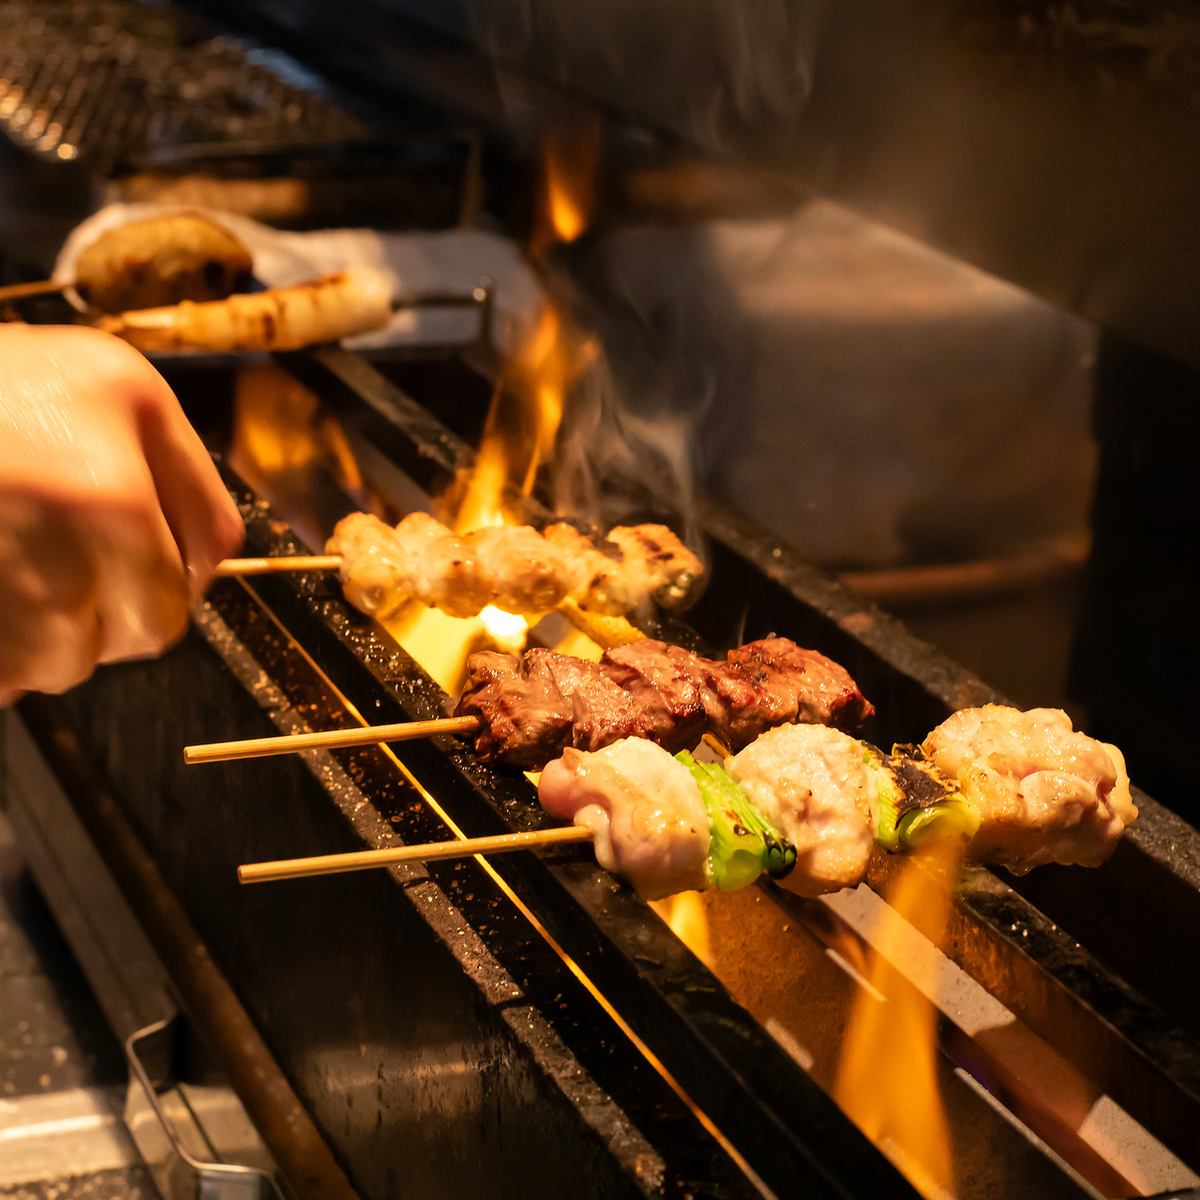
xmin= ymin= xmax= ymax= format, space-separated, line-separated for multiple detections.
xmin=922 ymin=705 xmax=1136 ymax=873
xmin=465 ymin=525 xmax=568 ymax=616
xmin=726 ymin=724 xmax=875 ymax=896
xmin=326 ymin=512 xmax=415 ymax=620
xmin=395 ymin=512 xmax=489 ymax=618
xmin=538 ymin=738 xmax=711 ymax=899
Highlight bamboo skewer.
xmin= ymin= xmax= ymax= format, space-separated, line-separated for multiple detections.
xmin=0 ymin=278 xmax=68 ymax=303
xmin=215 ymin=555 xmax=342 ymax=577
xmin=185 ymin=714 xmax=480 ymax=764
xmin=238 ymin=824 xmax=594 ymax=884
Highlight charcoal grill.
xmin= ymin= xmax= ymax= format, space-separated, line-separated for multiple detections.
xmin=3 ymin=3 xmax=1200 ymax=1196
xmin=4 ymin=332 xmax=1198 ymax=1199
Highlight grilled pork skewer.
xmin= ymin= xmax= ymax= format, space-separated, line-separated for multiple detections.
xmin=236 ymin=705 xmax=1135 ymax=892
xmin=183 ymin=635 xmax=873 ymax=765
xmin=98 ymin=266 xmax=393 ymax=353
xmin=325 ymin=511 xmax=704 ymax=621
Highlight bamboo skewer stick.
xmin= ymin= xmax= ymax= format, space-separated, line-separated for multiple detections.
xmin=184 ymin=714 xmax=480 ymax=764
xmin=238 ymin=824 xmax=593 ymax=884
xmin=0 ymin=278 xmax=68 ymax=303
xmin=215 ymin=555 xmax=342 ymax=577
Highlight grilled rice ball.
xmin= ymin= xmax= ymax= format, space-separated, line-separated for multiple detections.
xmin=73 ymin=214 xmax=253 ymax=313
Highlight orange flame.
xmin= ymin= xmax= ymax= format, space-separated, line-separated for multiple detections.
xmin=230 ymin=362 xmax=384 ymax=523
xmin=834 ymin=842 xmax=961 ymax=1199
xmin=436 ymin=125 xmax=601 ymax=662
xmin=449 ymin=306 xmax=581 ymax=536
xmin=653 ymin=892 xmax=713 ymax=967
xmin=536 ymin=121 xmax=600 ymax=253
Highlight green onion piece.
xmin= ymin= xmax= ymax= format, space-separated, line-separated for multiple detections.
xmin=864 ymin=746 xmax=903 ymax=852
xmin=884 ymin=747 xmax=982 ymax=851
xmin=676 ymin=752 xmax=796 ymax=891
xmin=736 ymin=783 xmax=798 ymax=881
xmin=896 ymin=797 xmax=981 ymax=849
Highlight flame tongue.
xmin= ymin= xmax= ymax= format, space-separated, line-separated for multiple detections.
xmin=381 ymin=125 xmax=602 ymax=683
xmin=834 ymin=841 xmax=960 ymax=1199
xmin=437 ymin=127 xmax=601 ymax=667
xmin=450 ymin=306 xmax=591 ymax=538
xmin=536 ymin=121 xmax=600 ymax=252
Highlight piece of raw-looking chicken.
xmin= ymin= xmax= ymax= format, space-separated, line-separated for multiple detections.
xmin=539 ymin=738 xmax=711 ymax=900
xmin=922 ymin=704 xmax=1137 ymax=873
xmin=726 ymin=723 xmax=879 ymax=897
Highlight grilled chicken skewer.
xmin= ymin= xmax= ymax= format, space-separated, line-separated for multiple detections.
xmin=215 ymin=514 xmax=703 ymax=629
xmin=325 ymin=511 xmax=704 ymax=621
xmin=237 ymin=705 xmax=1135 ymax=893
xmin=184 ymin=635 xmax=873 ymax=765
xmin=542 ymin=706 xmax=1136 ymax=898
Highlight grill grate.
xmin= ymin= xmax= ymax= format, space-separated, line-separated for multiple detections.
xmin=0 ymin=0 xmax=367 ymax=168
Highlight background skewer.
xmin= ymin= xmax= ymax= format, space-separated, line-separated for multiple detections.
xmin=238 ymin=825 xmax=594 ymax=884
xmin=184 ymin=714 xmax=480 ymax=764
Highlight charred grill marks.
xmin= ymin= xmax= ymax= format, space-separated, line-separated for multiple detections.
xmin=454 ymin=637 xmax=874 ymax=767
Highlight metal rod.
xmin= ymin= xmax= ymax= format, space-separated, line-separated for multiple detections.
xmin=238 ymin=825 xmax=594 ymax=884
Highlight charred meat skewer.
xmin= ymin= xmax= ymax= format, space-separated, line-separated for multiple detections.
xmin=454 ymin=636 xmax=875 ymax=767
xmin=182 ymin=635 xmax=872 ymax=766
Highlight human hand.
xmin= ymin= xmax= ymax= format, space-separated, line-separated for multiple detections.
xmin=0 ymin=325 xmax=243 ymax=702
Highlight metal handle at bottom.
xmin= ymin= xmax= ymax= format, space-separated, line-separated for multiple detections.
xmin=126 ymin=1017 xmax=287 ymax=1200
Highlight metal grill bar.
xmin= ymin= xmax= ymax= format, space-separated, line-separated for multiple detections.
xmin=0 ymin=0 xmax=366 ymax=167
